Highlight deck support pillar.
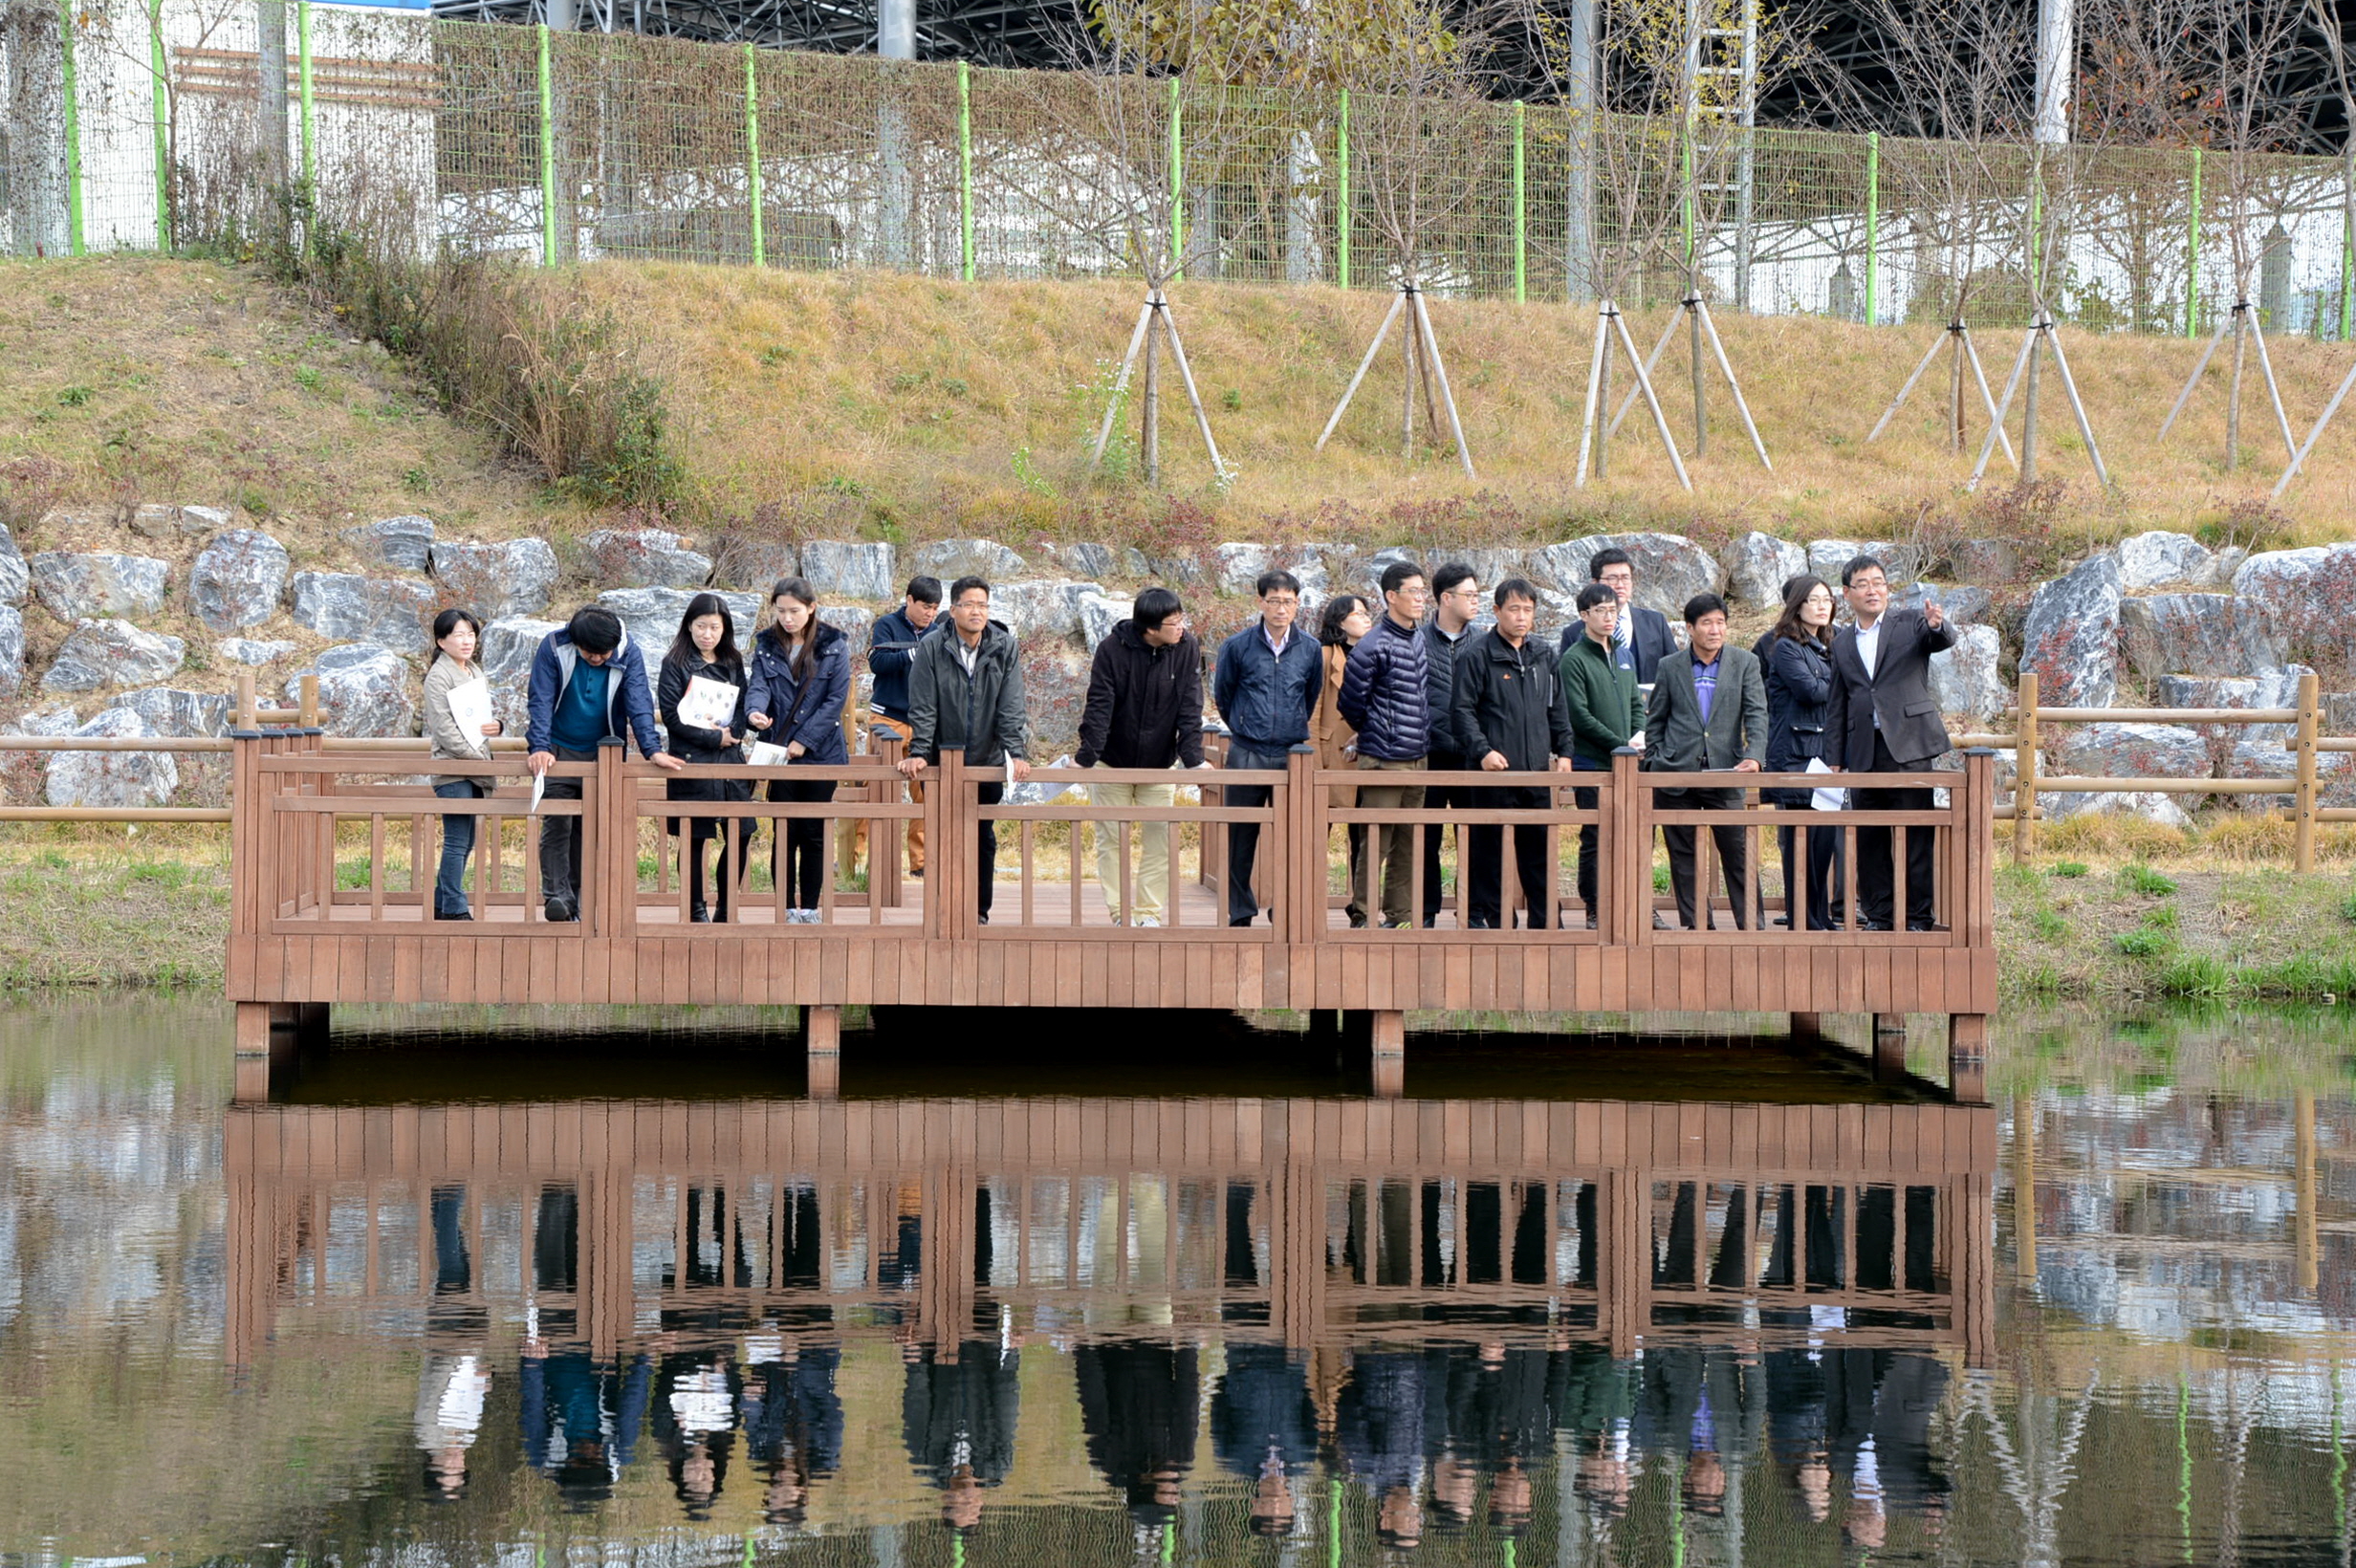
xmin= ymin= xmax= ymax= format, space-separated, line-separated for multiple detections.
xmin=233 ymin=1000 xmax=291 ymax=1104
xmin=1367 ymin=1010 xmax=1405 ymax=1099
xmin=1788 ymin=1012 xmax=1822 ymax=1042
xmin=294 ymin=1002 xmax=330 ymax=1052
xmin=1948 ymin=1013 xmax=1988 ymax=1104
xmin=1871 ymin=1012 xmax=1905 ymax=1035
xmin=1873 ymin=1025 xmax=1908 ymax=1082
xmin=803 ymin=1004 xmax=840 ymax=1100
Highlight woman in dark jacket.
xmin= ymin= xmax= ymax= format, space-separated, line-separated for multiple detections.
xmin=657 ymin=593 xmax=752 ymax=923
xmin=1762 ymin=575 xmax=1844 ymax=930
xmin=747 ymin=577 xmax=850 ymax=924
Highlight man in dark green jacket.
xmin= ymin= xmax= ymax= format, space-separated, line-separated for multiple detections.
xmin=1558 ymin=583 xmax=1646 ymax=926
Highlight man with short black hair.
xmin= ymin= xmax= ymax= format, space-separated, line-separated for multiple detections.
xmin=1076 ymin=587 xmax=1204 ymax=927
xmin=899 ymin=577 xmax=1029 ymax=926
xmin=1826 ymin=553 xmax=1954 ymax=931
xmin=526 ymin=605 xmax=684 ymax=922
xmin=867 ymin=575 xmax=944 ymax=879
xmin=1339 ymin=561 xmax=1432 ymax=928
xmin=1557 ymin=546 xmax=1678 ymax=684
xmin=1212 ymin=572 xmax=1320 ymax=926
xmin=1644 ymin=593 xmax=1766 ymax=930
xmin=1559 ymin=582 xmax=1646 ymax=927
xmin=1455 ymin=577 xmax=1576 ymax=928
xmin=1419 ymin=561 xmax=1481 ymax=926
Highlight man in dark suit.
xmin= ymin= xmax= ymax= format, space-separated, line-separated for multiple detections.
xmin=1557 ymin=547 xmax=1678 ymax=684
xmin=1644 ymin=594 xmax=1767 ymax=929
xmin=1824 ymin=555 xmax=1954 ymax=931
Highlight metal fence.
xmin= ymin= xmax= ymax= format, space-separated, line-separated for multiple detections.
xmin=8 ymin=6 xmax=2356 ymax=335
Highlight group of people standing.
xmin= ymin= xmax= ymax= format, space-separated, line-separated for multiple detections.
xmin=418 ymin=546 xmax=1955 ymax=933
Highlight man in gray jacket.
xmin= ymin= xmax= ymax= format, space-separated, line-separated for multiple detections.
xmin=899 ymin=577 xmax=1030 ymax=925
xmin=1644 ymin=594 xmax=1767 ymax=930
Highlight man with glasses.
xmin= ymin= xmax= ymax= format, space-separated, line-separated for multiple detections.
xmin=1338 ymin=561 xmax=1433 ymax=929
xmin=1075 ymin=587 xmax=1204 ymax=927
xmin=1419 ymin=562 xmax=1481 ymax=926
xmin=1212 ymin=572 xmax=1321 ymax=927
xmin=1823 ymin=555 xmax=1953 ymax=931
xmin=1556 ymin=546 xmax=1677 ymax=685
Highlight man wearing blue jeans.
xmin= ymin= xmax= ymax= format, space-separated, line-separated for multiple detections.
xmin=1211 ymin=572 xmax=1320 ymax=926
xmin=525 ymin=606 xmax=682 ymax=922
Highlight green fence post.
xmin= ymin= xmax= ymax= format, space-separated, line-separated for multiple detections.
xmin=149 ymin=0 xmax=169 ymax=250
xmin=59 ymin=0 xmax=84 ymax=255
xmin=1864 ymin=131 xmax=1880 ymax=325
xmin=1167 ymin=76 xmax=1183 ymax=283
xmin=2185 ymin=148 xmax=2201 ymax=338
xmin=1512 ymin=99 xmax=1526 ymax=303
xmin=743 ymin=45 xmax=764 ymax=267
xmin=958 ymin=59 xmax=974 ymax=282
xmin=536 ymin=23 xmax=556 ymax=266
xmin=1336 ymin=88 xmax=1350 ymax=289
xmin=297 ymin=0 xmax=315 ymax=190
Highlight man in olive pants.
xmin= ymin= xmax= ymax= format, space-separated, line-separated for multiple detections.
xmin=1337 ymin=561 xmax=1433 ymax=928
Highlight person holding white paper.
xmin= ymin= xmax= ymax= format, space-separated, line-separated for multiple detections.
xmin=747 ymin=577 xmax=851 ymax=925
xmin=657 ymin=594 xmax=753 ymax=923
xmin=424 ymin=608 xmax=501 ymax=921
xmin=1763 ymin=576 xmax=1847 ymax=931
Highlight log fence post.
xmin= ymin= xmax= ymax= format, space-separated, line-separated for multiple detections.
xmin=2012 ymin=670 xmax=2038 ymax=863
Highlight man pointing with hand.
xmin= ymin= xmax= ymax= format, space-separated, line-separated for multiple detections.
xmin=1824 ymin=555 xmax=1954 ymax=932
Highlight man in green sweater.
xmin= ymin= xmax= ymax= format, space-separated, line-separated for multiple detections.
xmin=1558 ymin=582 xmax=1647 ymax=927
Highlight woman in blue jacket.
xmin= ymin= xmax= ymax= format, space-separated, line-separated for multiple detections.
xmin=747 ymin=577 xmax=850 ymax=924
xmin=1763 ymin=576 xmax=1844 ymax=930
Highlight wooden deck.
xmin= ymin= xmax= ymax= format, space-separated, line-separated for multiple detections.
xmin=223 ymin=731 xmax=2002 ymax=1099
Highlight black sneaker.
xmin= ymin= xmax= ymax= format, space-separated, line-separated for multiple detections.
xmin=909 ymin=865 xmax=925 ymax=880
xmin=544 ymin=899 xmax=578 ymax=924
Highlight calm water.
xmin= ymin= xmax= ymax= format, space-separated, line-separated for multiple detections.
xmin=6 ymin=998 xmax=2356 ymax=1565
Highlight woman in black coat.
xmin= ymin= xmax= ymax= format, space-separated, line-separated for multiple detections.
xmin=746 ymin=577 xmax=851 ymax=924
xmin=657 ymin=593 xmax=753 ymax=923
xmin=1762 ymin=576 xmax=1845 ymax=930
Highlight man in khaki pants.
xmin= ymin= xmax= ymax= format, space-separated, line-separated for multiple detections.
xmin=1337 ymin=561 xmax=1433 ymax=928
xmin=1074 ymin=588 xmax=1204 ymax=926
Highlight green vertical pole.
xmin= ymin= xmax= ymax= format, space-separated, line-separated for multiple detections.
xmin=296 ymin=0 xmax=315 ymax=189
xmin=957 ymin=59 xmax=974 ymax=281
xmin=1167 ymin=76 xmax=1183 ymax=282
xmin=1512 ymin=99 xmax=1526 ymax=303
xmin=59 ymin=0 xmax=85 ymax=255
xmin=1336 ymin=88 xmax=1351 ymax=289
xmin=1864 ymin=131 xmax=1880 ymax=326
xmin=536 ymin=23 xmax=556 ymax=266
xmin=149 ymin=0 xmax=170 ymax=250
xmin=1328 ymin=1472 xmax=1343 ymax=1568
xmin=2185 ymin=148 xmax=2202 ymax=338
xmin=743 ymin=45 xmax=764 ymax=267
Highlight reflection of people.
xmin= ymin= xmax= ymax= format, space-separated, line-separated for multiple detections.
xmin=415 ymin=1351 xmax=490 ymax=1499
xmin=1077 ymin=1342 xmax=1200 ymax=1528
xmin=1211 ymin=1345 xmax=1318 ymax=1536
xmin=653 ymin=1349 xmax=740 ymax=1520
xmin=903 ymin=1340 xmax=1021 ymax=1534
xmin=1335 ymin=1351 xmax=1426 ymax=1549
xmin=520 ymin=1339 xmax=653 ymax=1508
xmin=743 ymin=1335 xmax=843 ymax=1526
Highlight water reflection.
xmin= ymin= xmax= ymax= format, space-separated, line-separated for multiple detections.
xmin=5 ymin=1001 xmax=2356 ymax=1564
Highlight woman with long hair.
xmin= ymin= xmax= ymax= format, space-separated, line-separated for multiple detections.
xmin=1762 ymin=575 xmax=1845 ymax=930
xmin=657 ymin=593 xmax=753 ymax=922
xmin=1313 ymin=593 xmax=1376 ymax=928
xmin=747 ymin=577 xmax=851 ymax=924
xmin=424 ymin=607 xmax=500 ymax=920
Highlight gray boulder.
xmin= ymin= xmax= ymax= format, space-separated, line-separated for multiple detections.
xmin=2041 ymin=789 xmax=2194 ymax=829
xmin=798 ymin=540 xmax=896 ymax=601
xmin=1216 ymin=543 xmax=1332 ymax=600
xmin=1019 ymin=642 xmax=1093 ymax=755
xmin=33 ymin=551 xmax=170 ymax=621
xmin=1722 ymin=532 xmax=1807 ymax=609
xmin=0 ymin=605 xmax=22 ymax=695
xmin=7 ymin=706 xmax=81 ymax=737
xmin=2118 ymin=593 xmax=2283 ymax=679
xmin=2116 ymin=530 xmax=2220 ymax=590
xmin=2232 ymin=543 xmax=2356 ymax=662
xmin=1950 ymin=537 xmax=2025 ymax=585
xmin=130 ymin=502 xmax=227 ymax=540
xmin=2019 ymin=554 xmax=2122 ymax=708
xmin=480 ymin=616 xmax=561 ymax=735
xmin=993 ymin=579 xmax=1104 ymax=646
xmin=1078 ymin=591 xmax=1134 ymax=651
xmin=179 ymin=505 xmax=232 ymax=534
xmin=0 ymin=524 xmax=25 ymax=606
xmin=1037 ymin=540 xmax=1149 ymax=581
xmin=707 ymin=536 xmax=802 ymax=592
xmin=341 ymin=514 xmax=436 ymax=571
xmin=216 ymin=638 xmax=296 ymax=666
xmin=1891 ymin=582 xmax=1994 ymax=625
xmin=117 ymin=686 xmax=232 ymax=737
xmin=428 ymin=537 xmax=558 ymax=620
xmin=46 ymin=708 xmax=177 ymax=809
xmin=581 ymin=527 xmax=713 ymax=589
xmin=44 ymin=619 xmax=185 ymax=692
xmin=817 ymin=603 xmax=875 ymax=652
xmin=2216 ymin=737 xmax=2355 ymax=811
xmin=2051 ymin=723 xmax=2210 ymax=805
xmin=910 ymin=538 xmax=1027 ymax=583
xmin=1145 ymin=552 xmax=1211 ymax=586
xmin=1532 ymin=533 xmax=1721 ymax=614
xmin=1928 ymin=623 xmax=2007 ymax=723
xmin=288 ymin=571 xmax=438 ymax=656
xmin=594 ymin=587 xmax=761 ymax=659
xmin=290 ymin=644 xmax=417 ymax=738
xmin=188 ymin=530 xmax=291 ymax=633
xmin=1807 ymin=538 xmax=1923 ymax=588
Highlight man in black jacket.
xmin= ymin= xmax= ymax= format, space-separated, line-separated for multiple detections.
xmin=1076 ymin=587 xmax=1204 ymax=926
xmin=1556 ymin=546 xmax=1678 ymax=684
xmin=866 ymin=575 xmax=942 ymax=879
xmin=1825 ymin=555 xmax=1954 ymax=930
xmin=899 ymin=577 xmax=1029 ymax=925
xmin=1420 ymin=562 xmax=1482 ymax=926
xmin=1455 ymin=578 xmax=1576 ymax=928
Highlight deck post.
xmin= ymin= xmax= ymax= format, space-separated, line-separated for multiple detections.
xmin=594 ymin=738 xmax=626 ymax=935
xmin=295 ymin=1002 xmax=331 ymax=1051
xmin=931 ymin=746 xmax=966 ymax=939
xmin=1789 ymin=1012 xmax=1822 ymax=1041
xmin=232 ymin=1000 xmax=286 ymax=1103
xmin=1873 ymin=1025 xmax=1907 ymax=1081
xmin=803 ymin=1004 xmax=841 ymax=1099
xmin=873 ymin=728 xmax=906 ymax=907
xmin=1282 ymin=744 xmax=1319 ymax=944
xmin=1367 ymin=1009 xmax=1405 ymax=1098
xmin=1609 ymin=746 xmax=1647 ymax=943
xmin=1948 ymin=1013 xmax=1988 ymax=1103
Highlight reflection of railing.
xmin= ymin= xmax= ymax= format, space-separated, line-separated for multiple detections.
xmin=223 ymin=1095 xmax=1998 ymax=1367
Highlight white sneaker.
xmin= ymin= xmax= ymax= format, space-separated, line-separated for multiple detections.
xmin=788 ymin=907 xmax=819 ymax=925
xmin=1135 ymin=915 xmax=1162 ymax=928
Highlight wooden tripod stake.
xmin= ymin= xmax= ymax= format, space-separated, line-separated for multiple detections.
xmin=2157 ymin=299 xmax=2297 ymax=473
xmin=1575 ymin=299 xmax=1691 ymax=490
xmin=1091 ymin=287 xmax=1230 ymax=486
xmin=1604 ymin=294 xmax=1775 ymax=471
xmin=1969 ymin=313 xmax=2109 ymax=490
xmin=1865 ymin=320 xmax=2018 ymax=468
xmin=1315 ymin=283 xmax=1477 ymax=479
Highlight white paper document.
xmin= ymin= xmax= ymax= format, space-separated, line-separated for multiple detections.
xmin=1807 ymin=756 xmax=1846 ymax=813
xmin=748 ymin=740 xmax=791 ymax=767
xmin=529 ymin=771 xmax=547 ymax=815
xmin=444 ymin=678 xmax=494 ymax=747
xmin=677 ymin=675 xmax=741 ymax=732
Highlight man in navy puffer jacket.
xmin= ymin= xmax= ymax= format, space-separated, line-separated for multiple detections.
xmin=1338 ymin=560 xmax=1432 ymax=928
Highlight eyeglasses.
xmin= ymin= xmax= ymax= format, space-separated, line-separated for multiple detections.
xmin=1260 ymin=596 xmax=1298 ymax=608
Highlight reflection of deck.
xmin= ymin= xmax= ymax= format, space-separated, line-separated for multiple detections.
xmin=225 ymin=1095 xmax=1998 ymax=1368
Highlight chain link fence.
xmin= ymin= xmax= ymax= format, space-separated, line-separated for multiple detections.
xmin=10 ymin=6 xmax=2356 ymax=339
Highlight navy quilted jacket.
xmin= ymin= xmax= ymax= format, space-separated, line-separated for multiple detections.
xmin=1337 ymin=613 xmax=1432 ymax=761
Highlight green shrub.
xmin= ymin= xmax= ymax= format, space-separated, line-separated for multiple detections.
xmin=2119 ymin=862 xmax=2178 ymax=897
